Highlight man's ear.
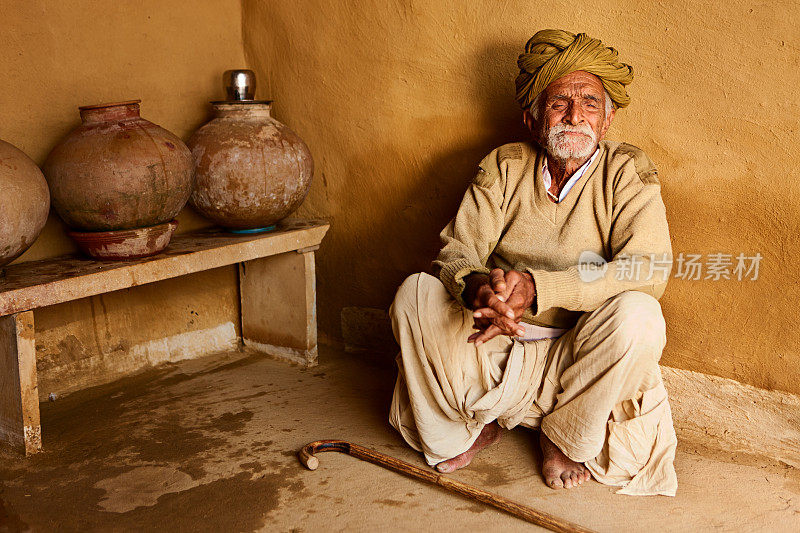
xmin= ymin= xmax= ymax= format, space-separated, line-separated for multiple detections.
xmin=599 ymin=106 xmax=616 ymax=140
xmin=523 ymin=109 xmax=537 ymax=137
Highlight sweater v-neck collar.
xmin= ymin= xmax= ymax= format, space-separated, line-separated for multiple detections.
xmin=531 ymin=142 xmax=606 ymax=225
xmin=542 ymin=148 xmax=600 ymax=202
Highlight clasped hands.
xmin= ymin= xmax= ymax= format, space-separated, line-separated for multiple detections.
xmin=463 ymin=268 xmax=537 ymax=346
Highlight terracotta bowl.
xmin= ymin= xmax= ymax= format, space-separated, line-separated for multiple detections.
xmin=67 ymin=220 xmax=178 ymax=260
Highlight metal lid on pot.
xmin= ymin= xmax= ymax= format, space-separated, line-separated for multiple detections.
xmin=214 ymin=69 xmax=272 ymax=105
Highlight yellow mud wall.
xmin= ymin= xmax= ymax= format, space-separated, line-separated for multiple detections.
xmin=242 ymin=0 xmax=800 ymax=394
xmin=1 ymin=1 xmax=247 ymax=396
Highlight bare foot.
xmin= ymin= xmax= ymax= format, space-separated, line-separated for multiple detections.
xmin=435 ymin=422 xmax=502 ymax=473
xmin=539 ymin=431 xmax=591 ymax=489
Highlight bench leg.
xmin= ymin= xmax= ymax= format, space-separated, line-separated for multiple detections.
xmin=0 ymin=311 xmax=42 ymax=454
xmin=239 ymin=249 xmax=318 ymax=367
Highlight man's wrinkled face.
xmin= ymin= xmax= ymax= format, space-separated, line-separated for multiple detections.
xmin=530 ymin=71 xmax=614 ymax=162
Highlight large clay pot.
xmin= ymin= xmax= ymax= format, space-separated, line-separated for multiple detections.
xmin=187 ymin=101 xmax=313 ymax=230
xmin=0 ymin=140 xmax=50 ymax=269
xmin=43 ymin=100 xmax=193 ymax=258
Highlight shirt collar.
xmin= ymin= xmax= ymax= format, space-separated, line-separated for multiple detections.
xmin=542 ymin=148 xmax=600 ymax=203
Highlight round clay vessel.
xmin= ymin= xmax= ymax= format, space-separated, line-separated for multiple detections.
xmin=187 ymin=101 xmax=313 ymax=230
xmin=43 ymin=100 xmax=194 ymax=233
xmin=68 ymin=220 xmax=178 ymax=260
xmin=0 ymin=139 xmax=50 ymax=269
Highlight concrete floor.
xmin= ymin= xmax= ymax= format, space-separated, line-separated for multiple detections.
xmin=1 ymin=345 xmax=799 ymax=532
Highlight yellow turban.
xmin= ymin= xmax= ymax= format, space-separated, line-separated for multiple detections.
xmin=515 ymin=30 xmax=634 ymax=110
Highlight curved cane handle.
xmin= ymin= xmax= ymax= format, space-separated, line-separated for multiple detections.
xmin=298 ymin=440 xmax=351 ymax=470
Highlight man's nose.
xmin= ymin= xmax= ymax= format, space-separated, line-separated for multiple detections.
xmin=563 ymin=102 xmax=583 ymax=125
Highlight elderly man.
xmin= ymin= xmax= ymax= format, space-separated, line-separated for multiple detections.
xmin=388 ymin=30 xmax=677 ymax=496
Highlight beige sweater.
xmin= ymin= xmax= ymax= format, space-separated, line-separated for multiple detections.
xmin=432 ymin=140 xmax=672 ymax=329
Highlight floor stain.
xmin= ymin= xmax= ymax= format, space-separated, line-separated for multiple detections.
xmin=468 ymin=461 xmax=513 ymax=487
xmin=209 ymin=410 xmax=254 ymax=434
xmin=94 ymin=466 xmax=197 ymax=513
xmin=456 ymin=503 xmax=488 ymax=514
xmin=102 ymin=472 xmax=289 ymax=532
xmin=373 ymin=498 xmax=405 ymax=507
xmin=239 ymin=461 xmax=265 ymax=473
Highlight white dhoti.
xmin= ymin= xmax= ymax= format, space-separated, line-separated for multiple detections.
xmin=389 ymin=273 xmax=678 ymax=496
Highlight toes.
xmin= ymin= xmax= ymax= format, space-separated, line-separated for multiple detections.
xmin=568 ymin=472 xmax=579 ymax=488
xmin=548 ymin=476 xmax=564 ymax=489
xmin=436 ymin=453 xmax=474 ymax=474
xmin=559 ymin=470 xmax=588 ymax=489
xmin=436 ymin=461 xmax=452 ymax=473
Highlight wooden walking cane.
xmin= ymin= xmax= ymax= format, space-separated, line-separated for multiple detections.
xmin=299 ymin=440 xmax=596 ymax=533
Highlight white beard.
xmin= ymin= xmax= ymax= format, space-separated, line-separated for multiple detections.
xmin=545 ymin=123 xmax=598 ymax=161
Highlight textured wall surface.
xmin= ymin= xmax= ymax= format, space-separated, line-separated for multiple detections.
xmin=242 ymin=0 xmax=800 ymax=394
xmin=1 ymin=0 xmax=247 ymax=389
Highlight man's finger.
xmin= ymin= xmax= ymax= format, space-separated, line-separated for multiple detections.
xmin=474 ymin=307 xmax=519 ymax=323
xmin=503 ymin=275 xmax=535 ymax=318
xmin=492 ymin=316 xmax=525 ymax=337
xmin=485 ymin=293 xmax=515 ymax=319
xmin=473 ymin=311 xmax=525 ymax=337
xmin=497 ymin=271 xmax=520 ymax=302
xmin=489 ymin=269 xmax=507 ymax=299
xmin=473 ymin=307 xmax=501 ymax=319
xmin=471 ymin=324 xmax=503 ymax=346
xmin=504 ymin=291 xmax=527 ymax=318
xmin=470 ymin=324 xmax=501 ymax=344
xmin=468 ymin=322 xmax=493 ymax=341
xmin=475 ymin=318 xmax=524 ymax=343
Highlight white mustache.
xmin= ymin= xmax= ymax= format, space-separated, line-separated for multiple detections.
xmin=548 ymin=123 xmax=596 ymax=142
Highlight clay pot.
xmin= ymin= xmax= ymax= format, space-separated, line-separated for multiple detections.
xmin=43 ymin=100 xmax=193 ymax=258
xmin=68 ymin=220 xmax=178 ymax=261
xmin=187 ymin=101 xmax=313 ymax=230
xmin=0 ymin=140 xmax=50 ymax=269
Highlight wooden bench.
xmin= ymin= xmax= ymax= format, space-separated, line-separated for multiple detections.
xmin=0 ymin=219 xmax=329 ymax=455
